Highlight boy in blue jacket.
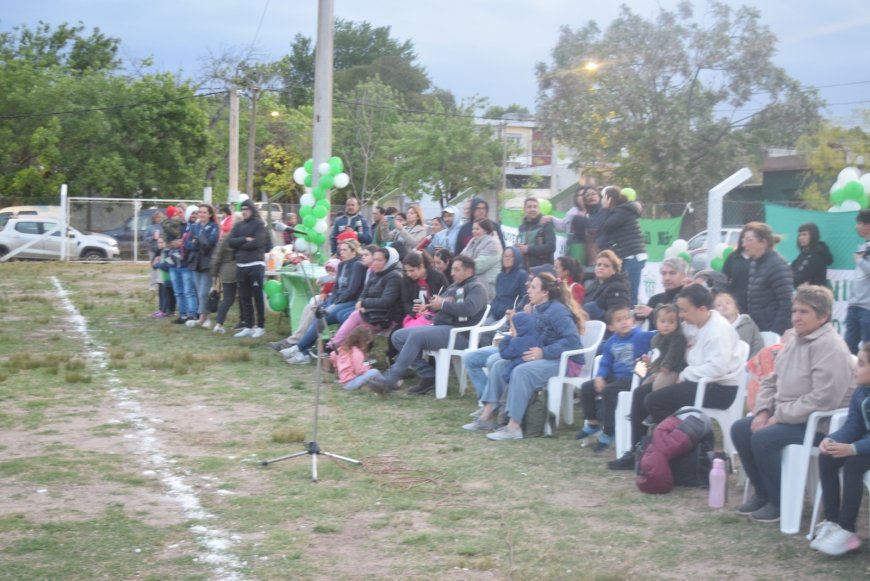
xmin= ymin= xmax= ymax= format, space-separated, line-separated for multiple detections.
xmin=576 ymin=305 xmax=655 ymax=453
xmin=498 ymin=312 xmax=540 ymax=382
xmin=811 ymin=343 xmax=870 ymax=556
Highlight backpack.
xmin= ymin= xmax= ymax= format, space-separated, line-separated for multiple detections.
xmin=636 ymin=407 xmax=713 ymax=494
xmin=521 ymin=389 xmax=554 ymax=438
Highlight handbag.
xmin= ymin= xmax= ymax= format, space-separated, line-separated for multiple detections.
xmin=207 ymin=279 xmax=220 ymax=313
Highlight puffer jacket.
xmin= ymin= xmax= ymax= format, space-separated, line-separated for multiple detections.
xmin=791 ymin=242 xmax=833 ymax=288
xmin=583 ymin=272 xmax=631 ymax=321
xmin=210 ymin=236 xmax=237 ymax=284
xmin=491 ymin=247 xmax=528 ymax=320
xmin=600 ymin=202 xmax=645 ymax=259
xmin=746 ymin=249 xmax=794 ymax=335
xmin=533 ymin=300 xmax=583 ymax=361
xmin=227 ymin=200 xmax=269 ymax=264
xmin=359 ymin=263 xmax=404 ymax=326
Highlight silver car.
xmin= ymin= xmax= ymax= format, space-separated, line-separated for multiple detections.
xmin=0 ymin=217 xmax=120 ymax=261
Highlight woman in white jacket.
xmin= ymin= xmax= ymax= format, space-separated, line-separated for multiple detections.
xmin=642 ymin=284 xmax=744 ymax=423
xmin=460 ymin=218 xmax=502 ymax=300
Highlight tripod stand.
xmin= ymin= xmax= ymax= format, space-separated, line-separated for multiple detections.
xmin=261 ymin=282 xmax=361 ymax=481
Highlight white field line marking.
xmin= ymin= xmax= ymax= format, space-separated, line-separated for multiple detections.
xmin=50 ymin=277 xmax=246 ymax=581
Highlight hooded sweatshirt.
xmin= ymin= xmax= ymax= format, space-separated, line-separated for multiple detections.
xmin=791 ymin=241 xmax=833 ymax=288
xmin=428 ymin=206 xmax=461 ymax=252
xmin=455 ymin=196 xmax=506 ymax=254
xmin=359 ymin=247 xmax=404 ymax=326
xmin=733 ymin=313 xmax=764 ymax=358
xmin=491 ymin=246 xmax=528 ymax=319
xmin=227 ymin=199 xmax=270 ymax=265
xmin=498 ymin=312 xmax=541 ymax=381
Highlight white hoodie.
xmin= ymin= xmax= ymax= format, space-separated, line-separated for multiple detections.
xmin=680 ymin=310 xmax=743 ymax=385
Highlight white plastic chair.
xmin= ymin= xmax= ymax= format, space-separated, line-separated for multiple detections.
xmin=430 ymin=305 xmax=491 ymax=399
xmin=760 ymin=331 xmax=781 ymax=347
xmin=806 ymin=409 xmax=850 ymax=539
xmin=545 ymin=320 xmax=606 ymax=427
xmin=692 ymin=340 xmax=751 ymax=467
xmin=457 ymin=315 xmax=507 ymax=395
xmin=613 ymin=349 xmax=660 ymax=457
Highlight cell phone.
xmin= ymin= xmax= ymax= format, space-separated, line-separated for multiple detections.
xmin=634 ymin=360 xmax=649 ymax=378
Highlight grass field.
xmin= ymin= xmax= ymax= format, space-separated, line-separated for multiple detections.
xmin=0 ymin=262 xmax=868 ymax=580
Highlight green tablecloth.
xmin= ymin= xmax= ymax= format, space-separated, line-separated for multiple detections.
xmin=271 ymin=263 xmax=327 ymax=333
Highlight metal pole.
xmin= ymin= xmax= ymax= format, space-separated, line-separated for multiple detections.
xmin=59 ymin=184 xmax=68 ymax=262
xmin=228 ymin=87 xmax=240 ymax=203
xmin=246 ymin=88 xmax=258 ymax=198
xmin=706 ymin=168 xmax=752 ymax=267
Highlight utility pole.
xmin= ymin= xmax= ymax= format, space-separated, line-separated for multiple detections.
xmin=228 ymin=87 xmax=240 ymax=203
xmin=311 ymin=0 xmax=334 ymax=254
xmin=246 ymin=87 xmax=259 ymax=199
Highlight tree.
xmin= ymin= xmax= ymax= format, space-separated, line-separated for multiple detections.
xmin=483 ymin=104 xmax=531 ymax=120
xmin=392 ymin=97 xmax=503 ymax=206
xmin=535 ymin=1 xmax=823 ymax=204
xmin=796 ymin=117 xmax=870 ymax=209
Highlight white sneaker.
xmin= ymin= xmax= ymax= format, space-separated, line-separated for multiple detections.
xmin=486 ymin=427 xmax=523 ymax=441
xmin=280 ymin=346 xmax=300 ymax=358
xmin=286 ymin=352 xmax=311 ymax=365
xmin=213 ymin=324 xmax=225 ymax=334
xmin=813 ymin=523 xmax=861 ymax=556
xmin=234 ymin=328 xmax=253 ymax=338
xmin=201 ymin=319 xmax=211 ymax=329
xmin=250 ymin=327 xmax=265 ymax=339
xmin=809 ymin=520 xmax=836 ymax=550
xmin=185 ymin=319 xmax=198 ymax=328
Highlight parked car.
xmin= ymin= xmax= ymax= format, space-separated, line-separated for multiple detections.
xmin=687 ymin=226 xmax=743 ymax=271
xmin=0 ymin=205 xmax=60 ymax=228
xmin=255 ymin=202 xmax=285 ymax=221
xmin=0 ymin=217 xmax=120 ymax=261
xmin=100 ymin=208 xmax=161 ymax=259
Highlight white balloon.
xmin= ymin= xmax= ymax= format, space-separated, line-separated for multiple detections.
xmin=672 ymin=239 xmax=688 ymax=253
xmin=318 ymin=162 xmax=332 ymax=176
xmin=840 ymin=200 xmax=861 ymax=212
xmin=293 ymin=167 xmax=308 ymax=185
xmin=830 ymin=179 xmax=847 ymax=194
xmin=714 ymin=242 xmax=729 ymax=256
xmin=314 ymin=219 xmax=328 ymax=234
xmin=839 ymin=167 xmax=861 ymax=183
xmin=238 ymin=193 xmax=249 ymax=202
xmin=860 ymin=173 xmax=870 ymax=194
xmin=294 ymin=238 xmax=310 ymax=253
xmin=664 ymin=247 xmax=679 ymax=259
xmin=333 ymin=172 xmax=350 ymax=189
xmin=300 ymin=193 xmax=315 ymax=207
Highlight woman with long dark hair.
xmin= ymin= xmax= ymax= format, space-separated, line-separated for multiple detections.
xmin=791 ymin=222 xmax=833 ymax=288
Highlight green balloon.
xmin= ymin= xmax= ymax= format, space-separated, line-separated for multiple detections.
xmin=622 ymin=187 xmax=637 ymax=202
xmin=678 ymin=251 xmax=692 ymax=265
xmin=315 ymin=199 xmax=330 ymax=211
xmin=319 ymin=174 xmax=334 ymax=190
xmin=831 ymin=187 xmax=847 ymax=205
xmin=304 ymin=174 xmax=312 ymax=188
xmin=268 ymin=292 xmax=288 ymax=312
xmin=538 ymin=199 xmax=552 ymax=215
xmin=303 ymin=214 xmax=316 ymax=229
xmin=303 ymin=158 xmax=314 ymax=174
xmin=264 ymin=279 xmax=282 ymax=297
xmin=299 ymin=205 xmax=312 ymax=218
xmin=711 ymin=257 xmax=725 ymax=272
xmin=313 ymin=186 xmax=327 ymax=201
xmin=722 ymin=246 xmax=734 ymax=260
xmin=844 ymin=181 xmax=866 ymax=202
xmin=313 ymin=205 xmax=327 ymax=219
xmin=328 ymin=156 xmax=344 ymax=175
xmin=311 ymin=232 xmax=326 ymax=245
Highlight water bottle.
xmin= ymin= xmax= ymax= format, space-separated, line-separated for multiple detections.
xmin=708 ymin=458 xmax=727 ymax=508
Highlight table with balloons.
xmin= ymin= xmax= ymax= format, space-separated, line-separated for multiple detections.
xmin=263 ymin=156 xmax=350 ymax=331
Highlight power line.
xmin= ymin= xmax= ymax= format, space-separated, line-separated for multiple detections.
xmin=249 ymin=0 xmax=271 ymax=52
xmin=0 ymin=90 xmax=228 ymax=120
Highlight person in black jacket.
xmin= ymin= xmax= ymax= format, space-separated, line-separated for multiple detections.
xmin=791 ymin=222 xmax=833 ymax=288
xmin=398 ymin=251 xmax=449 ymax=325
xmin=227 ymin=199 xmax=270 ymax=338
xmin=742 ymin=222 xmax=794 ymax=334
xmin=368 ymin=255 xmax=489 ymax=395
xmin=583 ymin=250 xmax=631 ymax=321
xmin=723 ymin=227 xmax=751 ymax=312
xmin=517 ymin=197 xmax=556 ymax=268
xmin=599 ymin=186 xmax=647 ymax=306
xmin=454 ymin=196 xmax=506 ymax=254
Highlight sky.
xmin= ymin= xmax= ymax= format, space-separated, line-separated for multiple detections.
xmin=4 ymin=0 xmax=870 ymax=125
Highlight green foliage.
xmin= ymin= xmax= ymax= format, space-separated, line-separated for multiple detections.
xmin=536 ymin=0 xmax=823 ymax=204
xmin=796 ymin=119 xmax=870 ymax=209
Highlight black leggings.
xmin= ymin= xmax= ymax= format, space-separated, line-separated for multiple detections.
xmin=216 ymin=282 xmax=237 ymax=326
xmin=579 ymin=377 xmax=632 ymax=436
xmin=644 ymin=380 xmax=737 ymax=423
xmin=236 ymin=264 xmax=265 ymax=328
xmin=819 ymin=452 xmax=870 ymax=532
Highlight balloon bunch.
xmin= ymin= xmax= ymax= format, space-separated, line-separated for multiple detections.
xmin=828 ymin=167 xmax=870 ymax=212
xmin=263 ymin=279 xmax=288 ymax=312
xmin=709 ymin=243 xmax=734 ymax=272
xmin=291 ymin=156 xmax=351 ymax=253
xmin=663 ymin=238 xmax=692 ymax=265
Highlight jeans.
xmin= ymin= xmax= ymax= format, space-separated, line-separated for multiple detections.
xmin=481 ymin=358 xmax=559 ymax=424
xmin=216 ymin=282 xmax=237 ymax=325
xmin=237 ymin=264 xmax=265 ymax=329
xmin=731 ymin=416 xmax=822 ymax=507
xmin=382 ymin=325 xmax=463 ymax=386
xmin=845 ymin=305 xmax=870 ymax=354
xmin=462 ymin=346 xmax=500 ymax=400
xmin=193 ymin=270 xmax=212 ymax=317
xmin=296 ymin=301 xmax=356 ymax=354
xmin=622 ymin=256 xmax=646 ymax=307
xmin=342 ymin=369 xmax=382 ymax=391
xmin=819 ymin=452 xmax=870 ymax=532
xmin=169 ymin=267 xmax=197 ymax=318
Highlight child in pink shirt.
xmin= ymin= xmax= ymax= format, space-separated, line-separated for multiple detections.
xmin=329 ymin=327 xmax=381 ymax=390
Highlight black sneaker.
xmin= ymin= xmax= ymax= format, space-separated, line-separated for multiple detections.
xmin=366 ymin=376 xmax=392 ymax=395
xmin=268 ymin=339 xmax=292 ymax=352
xmin=233 ymin=322 xmax=245 ymax=330
xmin=641 ymin=415 xmax=656 ymax=427
xmin=607 ymin=451 xmax=636 ymax=470
xmin=407 ymin=376 xmax=436 ymax=395
xmin=171 ymin=317 xmax=185 ymax=324
xmin=735 ymin=495 xmax=768 ymax=516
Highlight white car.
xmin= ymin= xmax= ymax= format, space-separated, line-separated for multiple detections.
xmin=687 ymin=226 xmax=743 ymax=271
xmin=0 ymin=217 xmax=120 ymax=261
